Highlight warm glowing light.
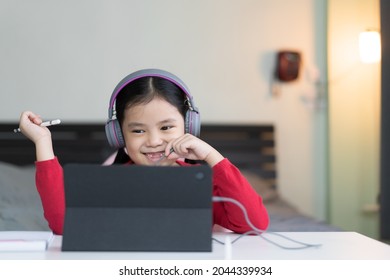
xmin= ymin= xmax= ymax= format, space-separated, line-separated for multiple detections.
xmin=359 ymin=30 xmax=381 ymax=63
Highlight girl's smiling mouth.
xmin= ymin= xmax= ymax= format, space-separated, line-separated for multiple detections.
xmin=144 ymin=152 xmax=165 ymax=162
xmin=144 ymin=148 xmax=175 ymax=164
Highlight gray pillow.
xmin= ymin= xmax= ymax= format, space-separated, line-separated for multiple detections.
xmin=0 ymin=162 xmax=49 ymax=230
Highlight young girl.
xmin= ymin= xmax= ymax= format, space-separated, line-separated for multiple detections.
xmin=18 ymin=69 xmax=269 ymax=235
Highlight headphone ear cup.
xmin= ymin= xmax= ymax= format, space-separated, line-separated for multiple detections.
xmin=105 ymin=119 xmax=125 ymax=149
xmin=185 ymin=109 xmax=201 ymax=137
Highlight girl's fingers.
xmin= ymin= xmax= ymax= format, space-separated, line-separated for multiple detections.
xmin=20 ymin=111 xmax=41 ymax=126
xmin=170 ymin=134 xmax=203 ymax=160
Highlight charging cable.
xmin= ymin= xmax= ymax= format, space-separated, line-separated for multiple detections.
xmin=212 ymin=196 xmax=322 ymax=250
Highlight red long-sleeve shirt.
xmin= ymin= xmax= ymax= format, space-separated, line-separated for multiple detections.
xmin=35 ymin=157 xmax=269 ymax=235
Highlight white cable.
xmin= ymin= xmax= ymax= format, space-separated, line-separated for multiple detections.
xmin=212 ymin=196 xmax=322 ymax=250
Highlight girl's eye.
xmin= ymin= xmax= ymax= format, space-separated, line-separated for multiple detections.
xmin=161 ymin=126 xmax=173 ymax=131
xmin=132 ymin=129 xmax=145 ymax=134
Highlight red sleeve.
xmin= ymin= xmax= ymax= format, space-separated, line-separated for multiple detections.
xmin=211 ymin=158 xmax=269 ymax=233
xmin=35 ymin=157 xmax=65 ymax=235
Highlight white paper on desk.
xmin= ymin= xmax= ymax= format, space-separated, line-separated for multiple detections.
xmin=0 ymin=231 xmax=53 ymax=252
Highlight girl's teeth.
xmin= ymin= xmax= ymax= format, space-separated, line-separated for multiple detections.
xmin=147 ymin=153 xmax=164 ymax=159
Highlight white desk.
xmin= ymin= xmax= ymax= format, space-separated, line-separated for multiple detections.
xmin=1 ymin=231 xmax=390 ymax=260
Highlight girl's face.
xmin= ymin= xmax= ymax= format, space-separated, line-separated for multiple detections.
xmin=121 ymin=97 xmax=185 ymax=166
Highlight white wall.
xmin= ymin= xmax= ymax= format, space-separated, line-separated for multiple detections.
xmin=0 ymin=0 xmax=327 ymax=219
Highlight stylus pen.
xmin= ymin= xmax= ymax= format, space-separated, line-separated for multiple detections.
xmin=155 ymin=147 xmax=175 ymax=165
xmin=13 ymin=119 xmax=61 ymax=133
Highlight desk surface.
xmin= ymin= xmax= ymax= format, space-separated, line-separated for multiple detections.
xmin=1 ymin=231 xmax=390 ymax=260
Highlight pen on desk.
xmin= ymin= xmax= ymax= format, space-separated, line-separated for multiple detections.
xmin=13 ymin=119 xmax=61 ymax=133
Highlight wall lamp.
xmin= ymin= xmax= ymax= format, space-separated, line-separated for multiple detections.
xmin=359 ymin=29 xmax=381 ymax=63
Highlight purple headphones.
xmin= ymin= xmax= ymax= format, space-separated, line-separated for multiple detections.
xmin=105 ymin=69 xmax=201 ymax=148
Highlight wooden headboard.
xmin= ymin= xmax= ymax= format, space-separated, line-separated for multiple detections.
xmin=199 ymin=124 xmax=276 ymax=188
xmin=0 ymin=123 xmax=276 ymax=187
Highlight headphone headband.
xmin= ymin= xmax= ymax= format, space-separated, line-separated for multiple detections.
xmin=108 ymin=69 xmax=197 ymax=119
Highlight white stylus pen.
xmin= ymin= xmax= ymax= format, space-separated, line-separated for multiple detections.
xmin=13 ymin=119 xmax=61 ymax=133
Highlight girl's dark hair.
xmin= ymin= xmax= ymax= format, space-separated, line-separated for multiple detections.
xmin=115 ymin=76 xmax=188 ymax=126
xmin=112 ymin=76 xmax=188 ymax=164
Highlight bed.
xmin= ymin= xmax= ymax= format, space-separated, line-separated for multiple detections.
xmin=0 ymin=123 xmax=339 ymax=232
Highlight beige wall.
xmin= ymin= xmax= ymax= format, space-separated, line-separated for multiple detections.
xmin=328 ymin=0 xmax=381 ymax=238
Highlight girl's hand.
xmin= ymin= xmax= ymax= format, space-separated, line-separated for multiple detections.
xmin=18 ymin=111 xmax=55 ymax=161
xmin=166 ymin=133 xmax=224 ymax=167
xmin=19 ymin=111 xmax=51 ymax=144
